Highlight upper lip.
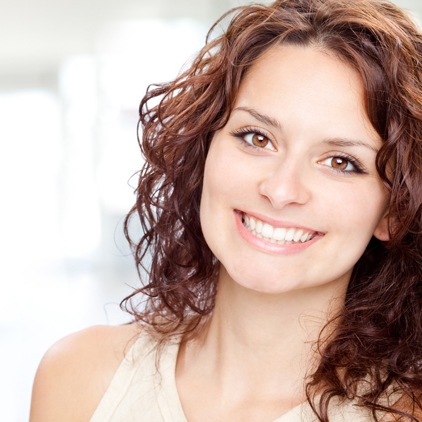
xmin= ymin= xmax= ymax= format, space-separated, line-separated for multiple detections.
xmin=237 ymin=209 xmax=323 ymax=234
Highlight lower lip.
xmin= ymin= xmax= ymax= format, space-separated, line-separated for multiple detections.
xmin=234 ymin=211 xmax=321 ymax=255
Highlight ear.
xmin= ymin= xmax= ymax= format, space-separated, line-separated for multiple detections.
xmin=373 ymin=210 xmax=391 ymax=241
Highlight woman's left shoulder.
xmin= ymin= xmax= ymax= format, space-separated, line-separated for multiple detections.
xmin=381 ymin=393 xmax=422 ymax=421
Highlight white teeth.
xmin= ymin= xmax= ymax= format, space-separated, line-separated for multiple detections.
xmin=273 ymin=227 xmax=286 ymax=241
xmin=300 ymin=232 xmax=310 ymax=242
xmin=285 ymin=228 xmax=295 ymax=241
xmin=255 ymin=219 xmax=263 ymax=234
xmin=293 ymin=229 xmax=303 ymax=242
xmin=249 ymin=217 xmax=256 ymax=230
xmin=261 ymin=223 xmax=273 ymax=238
xmin=243 ymin=214 xmax=315 ymax=244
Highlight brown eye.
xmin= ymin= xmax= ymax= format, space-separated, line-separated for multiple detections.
xmin=331 ymin=157 xmax=349 ymax=170
xmin=242 ymin=132 xmax=272 ymax=149
xmin=251 ymin=133 xmax=269 ymax=148
xmin=320 ymin=155 xmax=360 ymax=173
xmin=232 ymin=129 xmax=276 ymax=151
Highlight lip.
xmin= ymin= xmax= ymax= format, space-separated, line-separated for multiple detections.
xmin=234 ymin=210 xmax=323 ymax=255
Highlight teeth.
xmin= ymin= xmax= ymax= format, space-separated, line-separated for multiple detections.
xmin=293 ymin=229 xmax=303 ymax=242
xmin=249 ymin=217 xmax=256 ymax=230
xmin=256 ymin=219 xmax=263 ymax=234
xmin=261 ymin=223 xmax=273 ymax=238
xmin=273 ymin=227 xmax=286 ymax=241
xmin=300 ymin=232 xmax=310 ymax=242
xmin=285 ymin=228 xmax=295 ymax=241
xmin=243 ymin=215 xmax=315 ymax=244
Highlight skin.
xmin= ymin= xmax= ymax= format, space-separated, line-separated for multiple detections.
xmin=30 ymin=324 xmax=141 ymax=421
xmin=30 ymin=45 xmax=393 ymax=421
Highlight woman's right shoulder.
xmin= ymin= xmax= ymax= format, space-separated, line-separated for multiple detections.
xmin=30 ymin=323 xmax=142 ymax=422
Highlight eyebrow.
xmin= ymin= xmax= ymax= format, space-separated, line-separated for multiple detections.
xmin=233 ymin=106 xmax=282 ymax=129
xmin=233 ymin=106 xmax=379 ymax=153
xmin=322 ymin=138 xmax=379 ymax=153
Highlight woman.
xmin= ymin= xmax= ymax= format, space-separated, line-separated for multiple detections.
xmin=30 ymin=0 xmax=422 ymax=420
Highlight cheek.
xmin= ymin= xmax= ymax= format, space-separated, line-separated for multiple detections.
xmin=201 ymin=152 xmax=229 ymax=209
xmin=327 ymin=185 xmax=388 ymax=240
xmin=202 ymin=141 xmax=250 ymax=205
xmin=200 ymin=141 xmax=247 ymax=251
xmin=200 ymin=147 xmax=230 ymax=230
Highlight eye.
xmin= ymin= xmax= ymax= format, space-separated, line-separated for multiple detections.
xmin=231 ymin=128 xmax=276 ymax=151
xmin=320 ymin=155 xmax=365 ymax=174
xmin=243 ymin=132 xmax=271 ymax=149
xmin=329 ymin=157 xmax=354 ymax=171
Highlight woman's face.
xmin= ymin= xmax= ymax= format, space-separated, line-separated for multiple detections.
xmin=200 ymin=44 xmax=390 ymax=294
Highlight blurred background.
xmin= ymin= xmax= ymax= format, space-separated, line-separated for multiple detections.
xmin=0 ymin=0 xmax=420 ymax=420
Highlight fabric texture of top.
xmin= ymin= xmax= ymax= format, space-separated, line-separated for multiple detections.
xmin=90 ymin=330 xmax=383 ymax=421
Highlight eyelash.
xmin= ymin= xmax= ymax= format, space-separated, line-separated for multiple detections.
xmin=230 ymin=128 xmax=367 ymax=175
xmin=230 ymin=127 xmax=275 ymax=151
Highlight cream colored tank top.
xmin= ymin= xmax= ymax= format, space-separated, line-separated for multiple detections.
xmin=90 ymin=331 xmax=379 ymax=421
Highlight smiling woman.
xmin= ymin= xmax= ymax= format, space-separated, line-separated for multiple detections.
xmin=30 ymin=0 xmax=422 ymax=421
xmin=201 ymin=45 xmax=390 ymax=296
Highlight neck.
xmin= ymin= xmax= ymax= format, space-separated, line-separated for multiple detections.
xmin=178 ymin=266 xmax=348 ymax=403
xmin=211 ymin=265 xmax=346 ymax=348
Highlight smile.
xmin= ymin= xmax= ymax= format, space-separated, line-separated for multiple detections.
xmin=241 ymin=213 xmax=316 ymax=245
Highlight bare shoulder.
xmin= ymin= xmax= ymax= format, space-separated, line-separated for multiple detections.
xmin=380 ymin=392 xmax=422 ymax=421
xmin=393 ymin=393 xmax=422 ymax=421
xmin=30 ymin=323 xmax=141 ymax=422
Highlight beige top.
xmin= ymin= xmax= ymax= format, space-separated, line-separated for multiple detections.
xmin=90 ymin=331 xmax=378 ymax=421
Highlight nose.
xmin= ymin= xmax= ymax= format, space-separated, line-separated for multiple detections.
xmin=258 ymin=159 xmax=311 ymax=209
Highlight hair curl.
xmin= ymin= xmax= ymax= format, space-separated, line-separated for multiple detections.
xmin=123 ymin=0 xmax=422 ymax=420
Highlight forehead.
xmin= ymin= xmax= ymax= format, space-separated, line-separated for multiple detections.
xmin=238 ymin=44 xmax=364 ymax=105
xmin=232 ymin=44 xmax=382 ymax=148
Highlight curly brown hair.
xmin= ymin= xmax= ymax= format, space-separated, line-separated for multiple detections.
xmin=122 ymin=0 xmax=422 ymax=420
